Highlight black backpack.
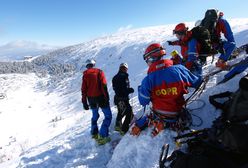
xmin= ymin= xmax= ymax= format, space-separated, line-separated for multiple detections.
xmin=208 ymin=75 xmax=248 ymax=153
xmin=209 ymin=75 xmax=248 ymax=122
xmin=191 ymin=26 xmax=213 ymax=55
xmin=159 ymin=75 xmax=248 ymax=168
xmin=200 ymin=9 xmax=220 ymax=44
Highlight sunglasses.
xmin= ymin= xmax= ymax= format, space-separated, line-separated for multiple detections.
xmin=145 ymin=57 xmax=159 ymax=64
xmin=173 ymin=30 xmax=186 ymax=36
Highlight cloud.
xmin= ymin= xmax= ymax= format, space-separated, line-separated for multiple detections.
xmin=1 ymin=40 xmax=59 ymax=50
xmin=0 ymin=40 xmax=60 ymax=61
xmin=117 ymin=24 xmax=133 ymax=32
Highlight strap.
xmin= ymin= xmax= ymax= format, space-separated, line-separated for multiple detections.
xmin=209 ymin=91 xmax=232 ymax=110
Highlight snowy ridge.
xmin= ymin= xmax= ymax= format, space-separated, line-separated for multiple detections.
xmin=0 ymin=18 xmax=248 ymax=168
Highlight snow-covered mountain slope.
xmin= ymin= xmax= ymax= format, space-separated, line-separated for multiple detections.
xmin=0 ymin=18 xmax=248 ymax=168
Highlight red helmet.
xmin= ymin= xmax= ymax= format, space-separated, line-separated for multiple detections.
xmin=173 ymin=23 xmax=188 ymax=35
xmin=143 ymin=43 xmax=166 ymax=62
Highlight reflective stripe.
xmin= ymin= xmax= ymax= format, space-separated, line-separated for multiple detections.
xmin=188 ymin=52 xmax=198 ymax=55
xmin=139 ymin=92 xmax=150 ymax=100
xmin=143 ymin=47 xmax=162 ymax=59
xmin=153 ymin=109 xmax=178 ymax=116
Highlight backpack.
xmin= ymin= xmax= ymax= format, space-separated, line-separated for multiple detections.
xmin=159 ymin=76 xmax=248 ymax=168
xmin=164 ymin=137 xmax=248 ymax=168
xmin=191 ymin=26 xmax=213 ymax=55
xmin=209 ymin=75 xmax=248 ymax=122
xmin=208 ymin=75 xmax=248 ymax=153
xmin=200 ymin=9 xmax=220 ymax=44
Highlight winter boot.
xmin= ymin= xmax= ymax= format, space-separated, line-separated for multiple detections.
xmin=97 ymin=135 xmax=111 ymax=145
xmin=92 ymin=134 xmax=99 ymax=140
xmin=115 ymin=126 xmax=121 ymax=132
xmin=115 ymin=126 xmax=125 ymax=135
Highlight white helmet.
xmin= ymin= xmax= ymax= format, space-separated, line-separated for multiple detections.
xmin=119 ymin=62 xmax=128 ymax=69
xmin=85 ymin=59 xmax=96 ymax=67
xmin=195 ymin=20 xmax=202 ymax=27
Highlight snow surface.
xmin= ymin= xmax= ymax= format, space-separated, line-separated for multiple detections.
xmin=0 ymin=18 xmax=248 ymax=168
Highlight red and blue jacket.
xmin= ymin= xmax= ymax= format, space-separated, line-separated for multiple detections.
xmin=215 ymin=17 xmax=235 ymax=44
xmin=170 ymin=32 xmax=192 ymax=60
xmin=138 ymin=59 xmax=201 ymax=117
xmin=215 ymin=17 xmax=236 ymax=61
xmin=170 ymin=31 xmax=201 ymax=70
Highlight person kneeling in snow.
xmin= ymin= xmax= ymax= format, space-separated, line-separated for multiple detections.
xmin=131 ymin=43 xmax=202 ymax=136
xmin=81 ymin=59 xmax=112 ymax=145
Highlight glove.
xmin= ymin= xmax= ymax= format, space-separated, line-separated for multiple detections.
xmin=83 ymin=101 xmax=89 ymax=110
xmin=167 ymin=41 xmax=174 ymax=45
xmin=130 ymin=125 xmax=141 ymax=136
xmin=185 ymin=61 xmax=193 ymax=70
xmin=128 ymin=88 xmax=134 ymax=94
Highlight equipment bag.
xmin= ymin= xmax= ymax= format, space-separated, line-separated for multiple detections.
xmin=209 ymin=86 xmax=248 ymax=122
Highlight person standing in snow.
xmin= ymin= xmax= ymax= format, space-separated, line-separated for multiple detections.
xmin=167 ymin=23 xmax=203 ymax=77
xmin=81 ymin=59 xmax=112 ymax=145
xmin=112 ymin=63 xmax=134 ymax=135
xmin=131 ymin=43 xmax=202 ymax=136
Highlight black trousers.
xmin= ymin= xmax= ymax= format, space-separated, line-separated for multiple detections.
xmin=115 ymin=97 xmax=133 ymax=133
xmin=88 ymin=95 xmax=109 ymax=109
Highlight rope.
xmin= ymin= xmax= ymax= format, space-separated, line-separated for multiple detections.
xmin=187 ymin=99 xmax=206 ymax=111
xmin=185 ymin=77 xmax=209 ymax=105
xmin=191 ymin=113 xmax=203 ymax=127
xmin=186 ymin=99 xmax=206 ymax=127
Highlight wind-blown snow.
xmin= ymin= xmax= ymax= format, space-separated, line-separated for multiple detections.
xmin=0 ymin=18 xmax=248 ymax=168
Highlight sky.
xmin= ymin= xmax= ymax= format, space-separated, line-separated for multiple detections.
xmin=0 ymin=0 xmax=248 ymax=46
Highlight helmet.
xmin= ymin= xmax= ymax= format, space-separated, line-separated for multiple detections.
xmin=143 ymin=43 xmax=166 ymax=62
xmin=204 ymin=9 xmax=219 ymax=21
xmin=119 ymin=62 xmax=128 ymax=69
xmin=85 ymin=59 xmax=96 ymax=68
xmin=173 ymin=23 xmax=188 ymax=35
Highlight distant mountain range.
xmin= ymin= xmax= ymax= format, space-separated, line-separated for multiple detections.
xmin=0 ymin=40 xmax=61 ymax=61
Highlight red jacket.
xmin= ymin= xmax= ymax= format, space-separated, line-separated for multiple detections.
xmin=81 ymin=68 xmax=108 ymax=102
